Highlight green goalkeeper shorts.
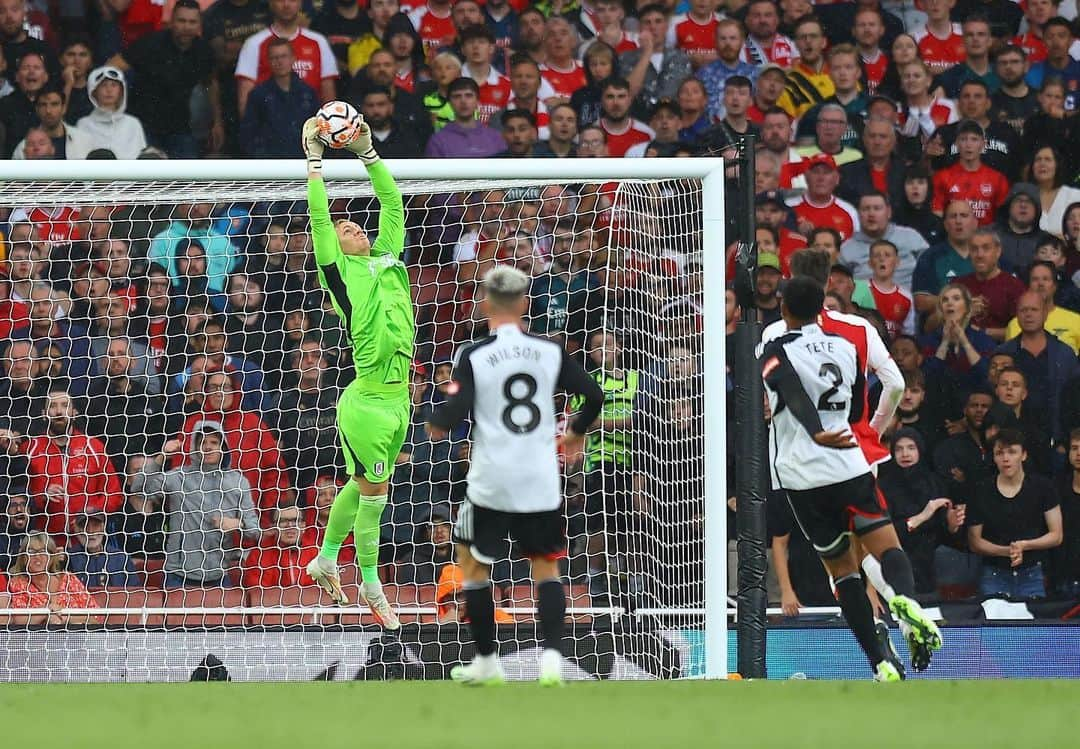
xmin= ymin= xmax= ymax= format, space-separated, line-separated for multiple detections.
xmin=337 ymin=380 xmax=411 ymax=484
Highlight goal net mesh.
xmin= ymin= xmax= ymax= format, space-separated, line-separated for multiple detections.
xmin=0 ymin=173 xmax=708 ymax=681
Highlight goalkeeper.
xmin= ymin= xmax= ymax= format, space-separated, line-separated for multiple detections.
xmin=301 ymin=114 xmax=413 ymax=631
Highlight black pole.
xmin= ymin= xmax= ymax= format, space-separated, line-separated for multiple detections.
xmin=732 ymin=134 xmax=768 ymax=679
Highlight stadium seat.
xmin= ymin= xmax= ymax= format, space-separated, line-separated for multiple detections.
xmin=248 ymin=586 xmax=336 ymax=626
xmin=94 ymin=589 xmax=166 ymax=627
xmin=142 ymin=558 xmax=166 ymax=589
xmin=164 ymin=587 xmax=247 ymax=628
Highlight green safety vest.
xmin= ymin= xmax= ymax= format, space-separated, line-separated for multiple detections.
xmin=573 ymin=369 xmax=638 ymax=471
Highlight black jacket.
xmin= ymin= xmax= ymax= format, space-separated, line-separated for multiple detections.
xmin=837 ymin=153 xmax=908 ymax=208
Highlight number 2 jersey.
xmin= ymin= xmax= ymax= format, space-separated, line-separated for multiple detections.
xmin=761 ymin=309 xmax=904 ymax=476
xmin=429 ymin=324 xmax=604 ymax=513
xmin=761 ymin=323 xmax=871 ymax=491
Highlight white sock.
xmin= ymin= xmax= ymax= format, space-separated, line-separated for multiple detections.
xmin=474 ymin=652 xmax=498 ymax=669
xmin=541 ymin=648 xmax=562 ymax=673
xmin=861 ymin=555 xmax=896 ymax=602
xmin=362 ymin=580 xmax=384 ymax=598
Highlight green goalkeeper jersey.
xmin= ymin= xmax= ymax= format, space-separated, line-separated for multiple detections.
xmin=308 ymin=162 xmax=414 ymax=388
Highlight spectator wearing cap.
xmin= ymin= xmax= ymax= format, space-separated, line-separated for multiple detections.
xmin=12 ymin=86 xmax=91 ymax=159
xmin=776 ymin=16 xmax=835 ymax=120
xmin=996 ymin=183 xmax=1049 ymax=270
xmin=75 ymin=66 xmax=148 ymax=160
xmin=396 ymin=505 xmax=454 ymax=585
xmin=496 ymin=108 xmax=541 ymax=157
xmin=931 ymin=119 xmax=1010 ymax=227
xmin=837 ymin=117 xmax=908 ymax=209
xmin=460 ymin=24 xmax=512 ymax=125
xmin=754 ymin=252 xmax=783 ymax=326
xmin=955 ymin=228 xmax=1027 ymax=342
xmin=596 ymin=76 xmax=654 ymax=158
xmin=239 ymin=36 xmax=319 ymax=158
xmin=618 ymin=4 xmax=692 ymax=120
xmin=425 ymin=77 xmax=506 ymax=158
xmin=785 ymin=153 xmax=860 ymax=241
xmin=930 ymin=80 xmax=1022 ymax=182
xmin=66 ymin=509 xmax=138 ymax=589
xmin=0 ymin=388 xmax=124 ymax=544
xmin=106 ymin=0 xmax=221 ymax=158
xmin=241 ymin=504 xmax=317 ymax=588
xmin=935 ymin=16 xmax=1001 ymax=100
xmin=695 ymin=74 xmax=760 ymax=157
xmin=0 ymin=488 xmax=31 ymax=572
xmin=747 ymin=63 xmax=788 ymax=122
xmin=695 ymin=18 xmax=757 ymax=121
xmin=841 ymin=191 xmax=929 ymax=289
xmin=140 ymin=423 xmax=260 ymax=587
xmin=795 ymin=45 xmax=870 ymax=149
xmin=0 ymin=51 xmax=50 ymax=157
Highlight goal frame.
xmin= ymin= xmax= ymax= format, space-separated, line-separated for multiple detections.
xmin=0 ymin=157 xmax=728 ymax=680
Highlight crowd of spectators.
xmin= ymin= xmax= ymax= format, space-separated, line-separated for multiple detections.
xmin=0 ymin=0 xmax=1079 ymax=625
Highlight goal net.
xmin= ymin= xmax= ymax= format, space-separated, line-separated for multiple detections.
xmin=0 ymin=160 xmax=726 ymax=682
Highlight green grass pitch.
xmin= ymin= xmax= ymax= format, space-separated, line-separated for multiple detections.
xmin=1 ymin=680 xmax=1075 ymax=748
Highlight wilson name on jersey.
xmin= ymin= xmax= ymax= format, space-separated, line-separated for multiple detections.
xmin=428 ymin=324 xmax=603 ymax=513
xmin=761 ymin=324 xmax=871 ymax=491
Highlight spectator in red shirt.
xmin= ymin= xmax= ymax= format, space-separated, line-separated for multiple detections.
xmin=597 ymin=76 xmax=654 ymax=157
xmin=785 ymin=153 xmax=860 ymax=240
xmin=241 ymin=504 xmax=317 ymax=588
xmin=176 ymin=368 xmax=291 ymax=516
xmin=913 ymin=0 xmax=965 ymax=75
xmin=956 ymin=228 xmax=1027 ymax=341
xmin=6 ymin=531 xmax=97 ymax=626
xmin=409 ymin=0 xmax=456 ymax=62
xmin=932 ymin=120 xmax=1010 ymax=226
xmin=540 ymin=17 xmax=587 ymax=100
xmin=460 ymin=24 xmax=512 ymax=124
xmin=0 ymin=388 xmax=124 ymax=543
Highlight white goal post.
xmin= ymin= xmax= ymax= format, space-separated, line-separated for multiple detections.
xmin=0 ymin=158 xmax=728 ymax=681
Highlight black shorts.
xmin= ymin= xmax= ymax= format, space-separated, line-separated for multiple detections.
xmin=453 ymin=499 xmax=567 ymax=564
xmin=785 ymin=473 xmax=892 ymax=560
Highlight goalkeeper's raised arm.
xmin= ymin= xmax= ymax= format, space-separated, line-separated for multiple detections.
xmin=299 ymin=114 xmax=414 ymax=632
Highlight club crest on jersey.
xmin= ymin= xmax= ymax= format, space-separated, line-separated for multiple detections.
xmin=373 ymin=461 xmax=385 ymax=475
xmin=980 ymin=184 xmax=993 ymax=196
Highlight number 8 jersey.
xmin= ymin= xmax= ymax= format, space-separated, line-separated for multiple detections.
xmin=761 ymin=324 xmax=872 ymax=491
xmin=430 ymin=324 xmax=604 ymax=513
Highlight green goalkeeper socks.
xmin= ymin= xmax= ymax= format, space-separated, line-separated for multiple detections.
xmin=319 ymin=481 xmax=361 ymax=563
xmin=354 ymin=495 xmax=387 ymax=584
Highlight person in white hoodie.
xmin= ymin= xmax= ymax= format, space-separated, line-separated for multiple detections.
xmin=75 ymin=67 xmax=147 ymax=159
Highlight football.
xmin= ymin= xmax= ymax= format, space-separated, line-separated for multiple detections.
xmin=315 ymin=100 xmax=363 ymax=148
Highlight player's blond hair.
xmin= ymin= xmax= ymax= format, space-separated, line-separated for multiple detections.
xmin=483 ymin=265 xmax=530 ymax=307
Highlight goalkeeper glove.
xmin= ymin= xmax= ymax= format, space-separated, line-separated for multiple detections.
xmin=302 ymin=117 xmax=324 ymax=172
xmin=345 ymin=116 xmax=380 ymax=165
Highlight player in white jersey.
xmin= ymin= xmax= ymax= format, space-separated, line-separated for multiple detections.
xmin=427 ymin=266 xmax=604 ymax=687
xmin=761 ymin=277 xmax=941 ymax=681
xmin=765 ymin=249 xmax=913 ymax=672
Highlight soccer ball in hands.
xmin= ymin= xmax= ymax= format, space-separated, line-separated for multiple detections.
xmin=315 ymin=100 xmax=363 ymax=148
